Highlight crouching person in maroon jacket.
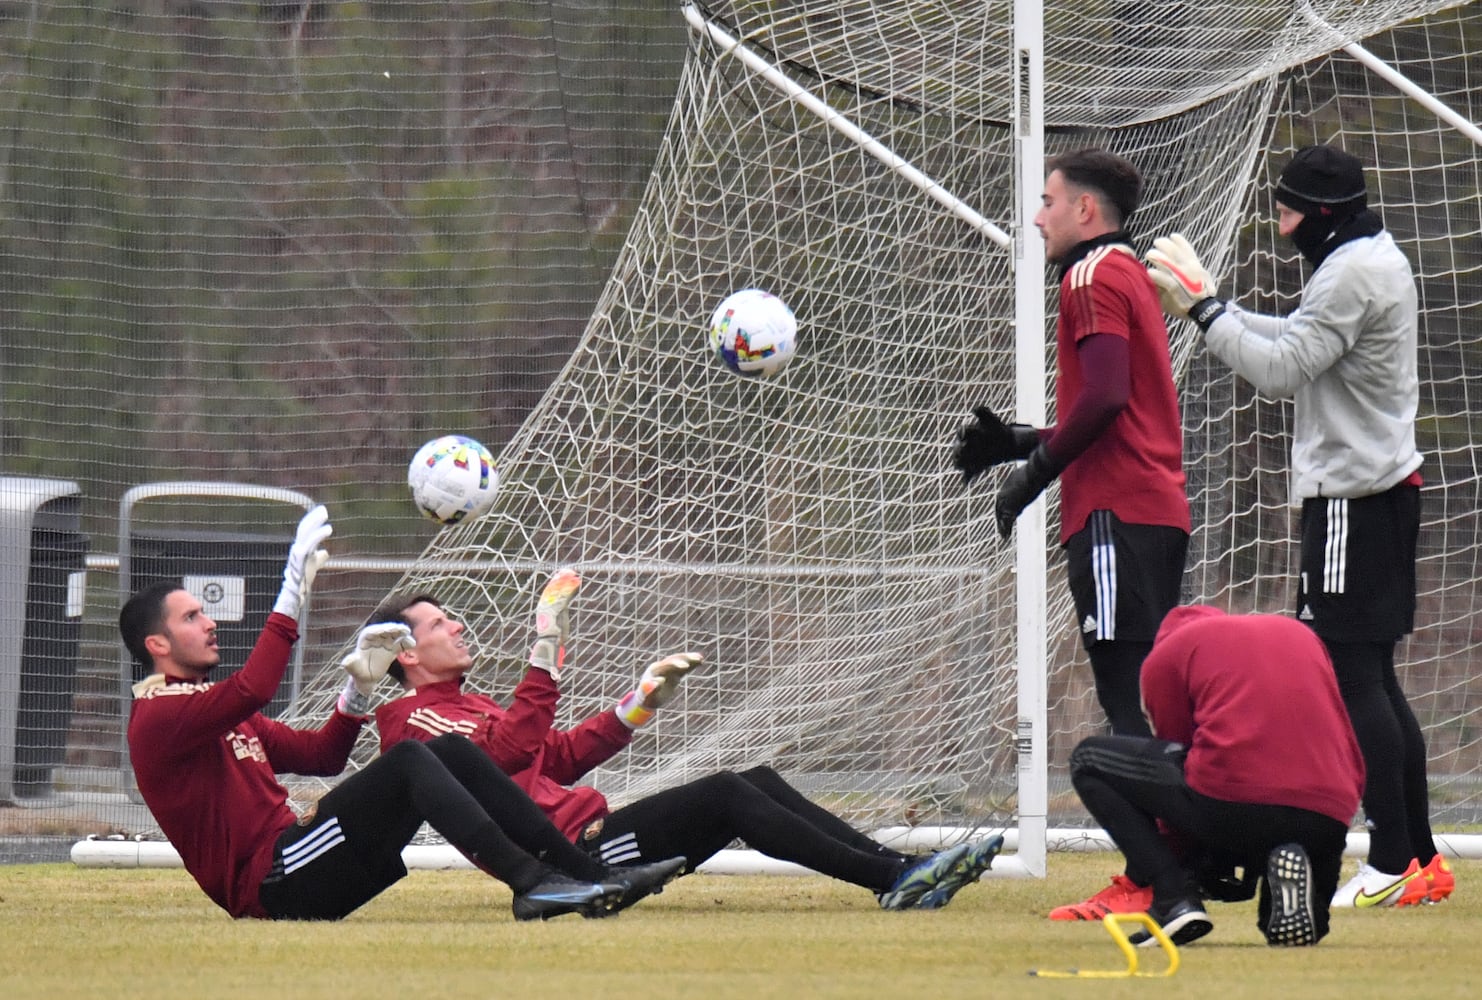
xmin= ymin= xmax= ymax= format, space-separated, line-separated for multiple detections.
xmin=121 ymin=505 xmax=681 ymax=923
xmin=1069 ymin=604 xmax=1364 ymax=947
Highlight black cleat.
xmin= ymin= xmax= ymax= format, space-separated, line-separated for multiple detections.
xmin=512 ymin=873 xmax=625 ymax=921
xmin=604 ymin=855 xmax=688 ymax=914
xmin=1128 ymin=896 xmax=1213 ymax=947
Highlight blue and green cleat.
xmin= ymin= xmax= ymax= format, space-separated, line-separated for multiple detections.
xmin=916 ymin=833 xmax=1005 ymax=909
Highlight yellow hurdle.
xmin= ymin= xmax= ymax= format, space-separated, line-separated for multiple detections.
xmin=1029 ymin=912 xmax=1180 ymax=979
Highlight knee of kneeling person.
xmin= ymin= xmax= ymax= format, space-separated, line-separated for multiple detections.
xmin=1067 ymin=736 xmax=1111 ymax=777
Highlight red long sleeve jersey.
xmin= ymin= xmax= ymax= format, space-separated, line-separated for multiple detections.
xmin=127 ymin=613 xmax=365 ymax=918
xmin=1139 ymin=606 xmax=1364 ymax=826
xmin=375 ymin=669 xmax=631 ymax=841
xmin=1054 ymin=244 xmax=1190 ymax=542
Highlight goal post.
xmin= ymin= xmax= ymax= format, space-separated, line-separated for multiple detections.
xmin=1011 ymin=0 xmax=1050 ymax=880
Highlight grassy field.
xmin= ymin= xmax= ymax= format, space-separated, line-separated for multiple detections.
xmin=0 ymin=854 xmax=1474 ymax=1000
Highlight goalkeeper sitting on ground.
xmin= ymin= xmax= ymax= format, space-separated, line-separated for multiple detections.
xmin=121 ymin=506 xmax=682 ymax=923
xmin=370 ymin=570 xmax=1002 ymax=910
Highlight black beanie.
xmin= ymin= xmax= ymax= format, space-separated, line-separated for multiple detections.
xmin=1275 ymin=145 xmax=1368 ymax=217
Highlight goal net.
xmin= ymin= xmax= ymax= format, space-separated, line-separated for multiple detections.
xmin=269 ymin=0 xmax=1482 ymax=866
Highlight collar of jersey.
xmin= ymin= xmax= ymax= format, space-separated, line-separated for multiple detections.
xmin=1057 ymin=230 xmax=1134 ymax=280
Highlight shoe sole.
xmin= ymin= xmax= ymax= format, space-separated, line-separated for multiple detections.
xmin=580 ymin=884 xmax=630 ymax=919
xmin=1265 ymin=844 xmax=1316 ymax=946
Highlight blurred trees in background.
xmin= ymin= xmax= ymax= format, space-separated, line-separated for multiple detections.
xmin=0 ymin=1 xmax=686 ymax=552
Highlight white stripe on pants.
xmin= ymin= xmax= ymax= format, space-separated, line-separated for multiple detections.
xmin=1091 ymin=510 xmax=1116 ymax=642
xmin=1323 ymin=498 xmax=1348 ymax=594
xmin=282 ymin=817 xmax=346 ymax=874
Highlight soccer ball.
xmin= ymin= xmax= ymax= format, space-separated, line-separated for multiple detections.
xmin=407 ymin=434 xmax=499 ymax=525
xmin=708 ymin=288 xmax=797 ymax=378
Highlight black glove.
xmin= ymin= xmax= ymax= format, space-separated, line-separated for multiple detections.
xmin=952 ymin=406 xmax=1041 ymax=486
xmin=994 ymin=444 xmax=1064 ymax=538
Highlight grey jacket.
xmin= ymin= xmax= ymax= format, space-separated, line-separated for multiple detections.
xmin=1203 ymin=229 xmax=1422 ymax=500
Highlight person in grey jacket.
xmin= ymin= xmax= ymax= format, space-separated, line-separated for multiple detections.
xmin=1143 ymin=144 xmax=1451 ymax=910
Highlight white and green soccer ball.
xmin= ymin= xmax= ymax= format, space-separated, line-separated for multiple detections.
xmin=708 ymin=287 xmax=798 ymax=378
xmin=408 ymin=434 xmax=499 ymax=525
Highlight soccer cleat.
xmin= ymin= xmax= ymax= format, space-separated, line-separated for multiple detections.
xmin=1423 ymin=852 xmax=1455 ymax=902
xmin=915 ymin=834 xmax=1005 ymax=910
xmin=604 ymin=855 xmax=688 ymax=914
xmin=877 ymin=843 xmax=971 ymax=911
xmin=1262 ymin=843 xmax=1317 ymax=946
xmin=1396 ymin=853 xmax=1455 ymax=907
xmin=1127 ymin=896 xmax=1213 ymax=948
xmin=1331 ymin=857 xmax=1422 ymax=908
xmin=1048 ymin=873 xmax=1154 ymax=921
xmin=512 ymin=872 xmax=626 ymax=921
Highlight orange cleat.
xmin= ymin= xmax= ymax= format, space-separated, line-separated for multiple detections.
xmin=1048 ymin=873 xmax=1154 ymax=921
xmin=1396 ymin=852 xmax=1455 ymax=906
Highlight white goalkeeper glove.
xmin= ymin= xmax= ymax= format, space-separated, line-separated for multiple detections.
xmin=337 ymin=622 xmax=416 ymax=717
xmin=272 ymin=504 xmax=332 ymax=621
xmin=529 ymin=568 xmax=581 ymax=681
xmin=615 ymin=652 xmax=704 ymax=729
xmin=1145 ymin=233 xmax=1226 ymax=330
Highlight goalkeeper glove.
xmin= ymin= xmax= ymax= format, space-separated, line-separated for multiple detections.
xmin=615 ymin=652 xmax=704 ymax=729
xmin=951 ymin=406 xmax=1041 ymax=486
xmin=272 ymin=504 xmax=332 ymax=621
xmin=1145 ymin=234 xmax=1226 ymax=331
xmin=337 ymin=622 xmax=416 ymax=717
xmin=529 ymin=568 xmax=581 ymax=681
xmin=994 ymin=444 xmax=1065 ymax=539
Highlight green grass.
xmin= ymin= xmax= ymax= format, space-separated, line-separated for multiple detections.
xmin=1 ymin=854 xmax=1475 ymax=999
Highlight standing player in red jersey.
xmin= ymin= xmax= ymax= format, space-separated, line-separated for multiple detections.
xmin=122 ymin=505 xmax=681 ymax=922
xmin=952 ymin=148 xmax=1190 ymax=920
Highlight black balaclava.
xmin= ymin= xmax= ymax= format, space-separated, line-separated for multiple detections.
xmin=1275 ymin=145 xmax=1381 ymax=268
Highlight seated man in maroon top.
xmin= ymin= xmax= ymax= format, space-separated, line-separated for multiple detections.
xmin=374 ymin=570 xmax=1003 ymax=911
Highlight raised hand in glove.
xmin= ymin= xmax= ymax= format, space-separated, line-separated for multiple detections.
xmin=529 ymin=568 xmax=581 ymax=681
xmin=273 ymin=504 xmax=332 ymax=621
xmin=337 ymin=622 xmax=416 ymax=717
xmin=615 ymin=652 xmax=704 ymax=729
xmin=994 ymin=444 xmax=1065 ymax=539
xmin=1145 ymin=233 xmax=1225 ymax=330
xmin=951 ymin=406 xmax=1041 ymax=486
